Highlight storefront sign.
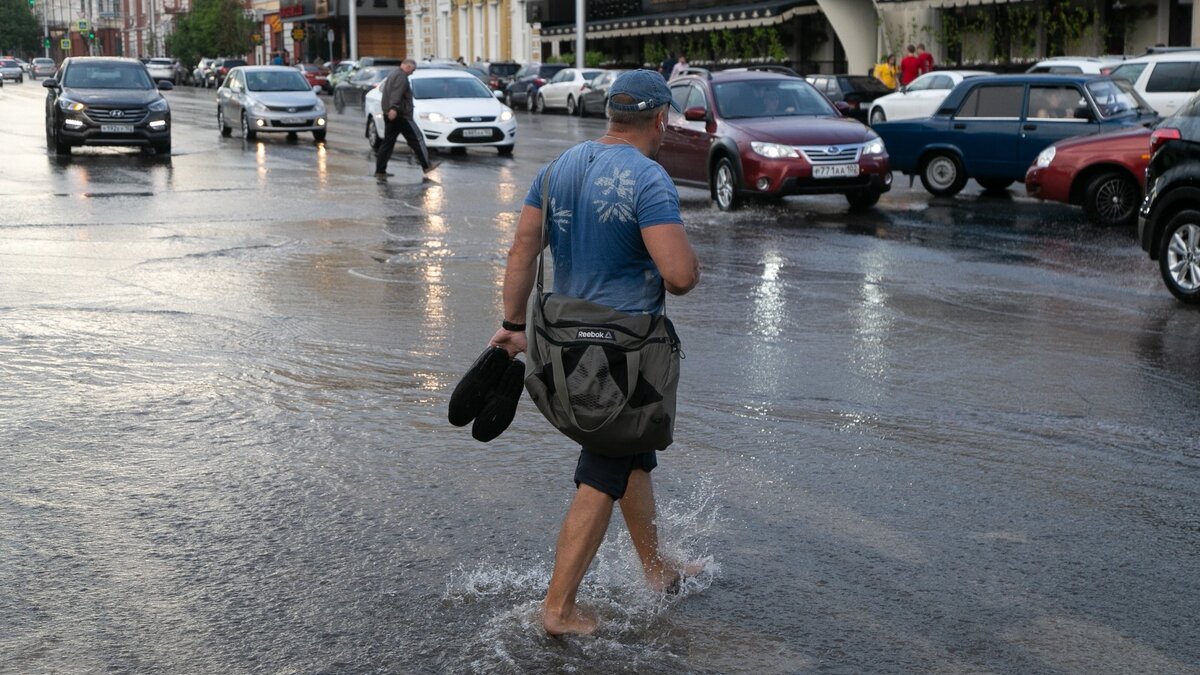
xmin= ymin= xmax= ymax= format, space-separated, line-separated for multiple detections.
xmin=280 ymin=4 xmax=304 ymax=18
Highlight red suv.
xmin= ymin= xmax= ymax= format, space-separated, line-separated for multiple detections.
xmin=659 ymin=69 xmax=891 ymax=210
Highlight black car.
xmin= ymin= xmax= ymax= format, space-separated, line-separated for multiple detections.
xmin=1138 ymin=95 xmax=1200 ymax=303
xmin=333 ymin=65 xmax=397 ymax=113
xmin=503 ymin=63 xmax=568 ymax=111
xmin=806 ymin=74 xmax=894 ymax=124
xmin=482 ymin=60 xmax=521 ymax=92
xmin=43 ymin=56 xmax=173 ymax=155
xmin=578 ymin=69 xmax=628 ymax=117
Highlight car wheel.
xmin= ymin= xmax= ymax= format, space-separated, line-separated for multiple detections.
xmin=566 ymin=95 xmax=577 ymax=116
xmin=218 ymin=107 xmax=231 ymax=136
xmin=711 ymin=156 xmax=742 ymax=211
xmin=1158 ymin=209 xmax=1200 ymax=304
xmin=497 ymin=144 xmax=514 ymax=156
xmin=153 ymin=138 xmax=171 ymax=155
xmin=920 ymin=152 xmax=967 ymax=197
xmin=366 ymin=117 xmax=380 ymax=150
xmin=846 ymin=189 xmax=881 ymax=209
xmin=1082 ymin=170 xmax=1138 ymax=227
xmin=976 ymin=177 xmax=1014 ymax=192
xmin=537 ymin=93 xmax=546 ymax=113
xmin=242 ymin=113 xmax=256 ymax=140
xmin=578 ymin=97 xmax=588 ymax=117
xmin=54 ymin=127 xmax=71 ymax=155
xmin=312 ymin=129 xmax=326 ymax=142
xmin=334 ymin=92 xmax=345 ymax=114
xmin=870 ymin=107 xmax=886 ymax=125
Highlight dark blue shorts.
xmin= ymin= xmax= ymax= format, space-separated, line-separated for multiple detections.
xmin=574 ymin=449 xmax=657 ymax=500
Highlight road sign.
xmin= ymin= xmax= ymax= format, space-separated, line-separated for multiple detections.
xmin=251 ymin=33 xmax=263 ymax=44
xmin=291 ymin=27 xmax=306 ymax=41
xmin=76 ymin=19 xmax=88 ymax=32
xmin=60 ymin=38 xmax=71 ymax=50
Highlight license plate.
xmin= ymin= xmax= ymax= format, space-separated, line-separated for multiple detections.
xmin=462 ymin=128 xmax=492 ymax=138
xmin=100 ymin=124 xmax=133 ymax=133
xmin=281 ymin=118 xmax=303 ymax=125
xmin=812 ymin=163 xmax=860 ymax=178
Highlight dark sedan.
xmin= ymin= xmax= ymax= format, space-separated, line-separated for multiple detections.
xmin=806 ymin=74 xmax=894 ymax=124
xmin=43 ymin=56 xmax=172 ymax=155
xmin=503 ymin=63 xmax=568 ymax=111
xmin=578 ymin=69 xmax=628 ymax=117
xmin=333 ymin=65 xmax=396 ymax=113
xmin=659 ymin=69 xmax=891 ymax=210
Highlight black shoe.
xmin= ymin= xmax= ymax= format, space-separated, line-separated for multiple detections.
xmin=374 ymin=171 xmax=393 ymax=178
xmin=448 ymin=346 xmax=510 ymax=427
xmin=472 ymin=358 xmax=525 ymax=442
xmin=422 ymin=160 xmax=440 ymax=173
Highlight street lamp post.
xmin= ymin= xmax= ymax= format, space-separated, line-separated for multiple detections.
xmin=575 ymin=0 xmax=583 ymax=69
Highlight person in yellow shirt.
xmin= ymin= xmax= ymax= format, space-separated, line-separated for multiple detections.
xmin=873 ymin=54 xmax=898 ymax=90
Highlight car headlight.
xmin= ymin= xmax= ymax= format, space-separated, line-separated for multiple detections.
xmin=863 ymin=138 xmax=885 ymax=155
xmin=148 ymin=98 xmax=169 ymax=112
xmin=249 ymin=100 xmax=269 ymax=113
xmin=499 ymin=109 xmax=514 ymax=122
xmin=57 ymin=98 xmax=84 ymax=112
xmin=751 ymin=141 xmax=798 ymax=159
xmin=1035 ymin=145 xmax=1056 ymax=168
xmin=421 ymin=111 xmax=452 ymax=124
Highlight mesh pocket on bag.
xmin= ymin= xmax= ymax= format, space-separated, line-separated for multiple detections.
xmin=562 ymin=345 xmax=628 ymax=419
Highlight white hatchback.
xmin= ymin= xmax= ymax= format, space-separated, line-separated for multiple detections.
xmin=535 ymin=67 xmax=603 ymax=114
xmin=867 ymin=70 xmax=992 ymax=124
xmin=364 ymin=69 xmax=516 ymax=155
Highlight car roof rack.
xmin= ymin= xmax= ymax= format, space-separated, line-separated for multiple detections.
xmin=678 ymin=67 xmax=712 ymax=80
xmin=744 ymin=64 xmax=801 ymax=77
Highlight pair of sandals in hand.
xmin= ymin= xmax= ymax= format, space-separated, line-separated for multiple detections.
xmin=448 ymin=347 xmax=524 ymax=442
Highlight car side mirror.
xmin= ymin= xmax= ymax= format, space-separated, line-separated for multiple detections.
xmin=683 ymin=106 xmax=707 ymax=122
xmin=42 ymin=78 xmax=58 ymax=89
xmin=157 ymin=80 xmax=174 ymax=90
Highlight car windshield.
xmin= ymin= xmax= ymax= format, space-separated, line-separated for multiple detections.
xmin=245 ymin=70 xmax=311 ymax=91
xmin=1087 ymin=78 xmax=1153 ymax=117
xmin=412 ymin=76 xmax=493 ymax=99
xmin=712 ymin=79 xmax=835 ymax=118
xmin=845 ymin=76 xmax=892 ymax=93
xmin=63 ymin=63 xmax=154 ymax=89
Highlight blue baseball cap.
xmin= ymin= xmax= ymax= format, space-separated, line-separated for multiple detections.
xmin=607 ymin=69 xmax=682 ymax=113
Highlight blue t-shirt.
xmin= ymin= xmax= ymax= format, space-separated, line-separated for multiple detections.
xmin=524 ymin=141 xmax=682 ymax=315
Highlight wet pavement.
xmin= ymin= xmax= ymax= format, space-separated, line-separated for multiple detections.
xmin=2 ymin=83 xmax=1199 ymax=674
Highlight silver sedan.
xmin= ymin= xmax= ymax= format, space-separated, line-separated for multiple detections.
xmin=217 ymin=66 xmax=328 ymax=142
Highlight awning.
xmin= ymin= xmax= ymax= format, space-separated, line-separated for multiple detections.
xmin=540 ymin=0 xmax=818 ymax=41
xmin=874 ymin=0 xmax=1017 ymax=7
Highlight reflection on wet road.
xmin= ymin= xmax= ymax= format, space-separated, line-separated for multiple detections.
xmin=2 ymin=84 xmax=1198 ymax=674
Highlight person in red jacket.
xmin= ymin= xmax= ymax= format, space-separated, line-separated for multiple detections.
xmin=917 ymin=43 xmax=934 ymax=75
xmin=899 ymin=44 xmax=921 ymax=86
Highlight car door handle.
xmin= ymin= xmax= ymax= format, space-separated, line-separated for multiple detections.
xmin=953 ymin=123 xmax=966 ymax=129
xmin=1023 ymin=124 xmax=1037 ymax=131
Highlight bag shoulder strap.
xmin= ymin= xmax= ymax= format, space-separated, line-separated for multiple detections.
xmin=536 ymin=159 xmax=556 ymax=295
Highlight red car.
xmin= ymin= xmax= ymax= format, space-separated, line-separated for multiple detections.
xmin=660 ymin=69 xmax=891 ymax=210
xmin=297 ymin=63 xmax=329 ymax=89
xmin=1025 ymin=126 xmax=1150 ymax=227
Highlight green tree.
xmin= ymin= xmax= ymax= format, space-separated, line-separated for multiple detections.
xmin=165 ymin=0 xmax=255 ymax=70
xmin=0 ymin=0 xmax=41 ymax=56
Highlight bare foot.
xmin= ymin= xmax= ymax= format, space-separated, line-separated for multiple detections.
xmin=647 ymin=557 xmax=708 ymax=594
xmin=542 ymin=604 xmax=598 ymax=636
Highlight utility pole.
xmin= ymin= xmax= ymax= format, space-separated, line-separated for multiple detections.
xmin=42 ymin=0 xmax=50 ymax=58
xmin=574 ymin=0 xmax=583 ymax=68
xmin=349 ymin=0 xmax=357 ymax=60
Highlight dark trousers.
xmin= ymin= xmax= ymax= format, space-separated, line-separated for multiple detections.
xmin=375 ymin=115 xmax=430 ymax=173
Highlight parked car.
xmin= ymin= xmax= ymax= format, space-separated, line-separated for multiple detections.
xmin=1109 ymin=51 xmax=1200 ymax=117
xmin=193 ymin=58 xmax=217 ymax=87
xmin=31 ymin=57 xmax=56 ymax=79
xmin=806 ymin=74 xmax=892 ymax=124
xmin=0 ymin=58 xmax=24 ymax=83
xmin=1025 ymin=126 xmax=1151 ymax=227
xmin=659 ymin=69 xmax=891 ymax=210
xmin=325 ymin=59 xmax=357 ymax=93
xmin=867 ymin=70 xmax=992 ymax=124
xmin=1026 ymin=56 xmax=1127 ymax=75
xmin=333 ymin=65 xmax=396 ymax=113
xmin=14 ymin=58 xmax=31 ymax=75
xmin=145 ymin=58 xmax=176 ymax=84
xmin=874 ymin=74 xmax=1157 ymax=197
xmin=482 ymin=60 xmax=521 ymax=92
xmin=217 ymin=65 xmax=327 ymax=142
xmin=43 ymin=56 xmax=173 ymax=155
xmin=211 ymin=58 xmax=247 ymax=87
xmin=1137 ymin=92 xmax=1200 ymax=303
xmin=297 ymin=63 xmax=329 ymax=90
xmin=503 ymin=62 xmax=568 ymax=111
xmin=536 ymin=67 xmax=603 ymax=114
xmin=578 ymin=69 xmax=628 ymax=117
xmin=364 ymin=69 xmax=516 ymax=156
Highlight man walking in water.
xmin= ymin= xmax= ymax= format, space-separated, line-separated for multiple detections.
xmin=375 ymin=58 xmax=436 ymax=178
xmin=488 ymin=70 xmax=701 ymax=636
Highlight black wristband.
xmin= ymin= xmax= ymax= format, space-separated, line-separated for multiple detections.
xmin=501 ymin=319 xmax=526 ymax=332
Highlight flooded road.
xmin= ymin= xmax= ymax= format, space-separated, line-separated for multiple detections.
xmin=2 ymin=83 xmax=1198 ymax=674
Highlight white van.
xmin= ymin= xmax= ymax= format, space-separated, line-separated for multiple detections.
xmin=1109 ymin=51 xmax=1200 ymax=117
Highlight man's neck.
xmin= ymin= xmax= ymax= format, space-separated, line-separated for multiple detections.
xmin=599 ymin=131 xmax=652 ymax=158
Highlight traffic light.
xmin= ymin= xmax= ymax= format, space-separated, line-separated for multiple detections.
xmin=87 ymin=30 xmax=95 ymax=40
xmin=28 ymin=0 xmax=34 ymax=7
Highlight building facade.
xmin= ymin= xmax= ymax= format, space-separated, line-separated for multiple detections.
xmin=404 ymin=0 xmax=540 ymax=63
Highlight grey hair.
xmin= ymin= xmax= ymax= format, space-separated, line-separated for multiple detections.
xmin=607 ymin=93 xmax=667 ymax=129
xmin=402 ymin=58 xmax=418 ymax=67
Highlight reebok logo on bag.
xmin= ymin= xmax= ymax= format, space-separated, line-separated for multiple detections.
xmin=576 ymin=328 xmax=615 ymax=341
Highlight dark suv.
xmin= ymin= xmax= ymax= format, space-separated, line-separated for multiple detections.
xmin=1138 ymin=94 xmax=1200 ymax=303
xmin=43 ymin=56 xmax=173 ymax=155
xmin=504 ymin=63 xmax=568 ymax=111
xmin=659 ymin=68 xmax=891 ymax=210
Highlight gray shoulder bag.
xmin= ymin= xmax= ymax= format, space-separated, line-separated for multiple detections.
xmin=523 ymin=161 xmax=683 ymax=457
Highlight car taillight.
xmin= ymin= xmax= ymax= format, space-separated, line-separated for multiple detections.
xmin=1151 ymin=127 xmax=1182 ymax=154
xmin=533 ymin=77 xmax=545 ymax=86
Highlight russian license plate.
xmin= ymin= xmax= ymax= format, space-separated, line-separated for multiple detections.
xmin=462 ymin=128 xmax=492 ymax=138
xmin=100 ymin=124 xmax=133 ymax=133
xmin=281 ymin=118 xmax=303 ymax=125
xmin=812 ymin=163 xmax=860 ymax=179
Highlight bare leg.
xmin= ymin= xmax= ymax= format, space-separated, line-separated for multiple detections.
xmin=542 ymin=483 xmax=613 ymax=635
xmin=620 ymin=469 xmax=708 ymax=592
